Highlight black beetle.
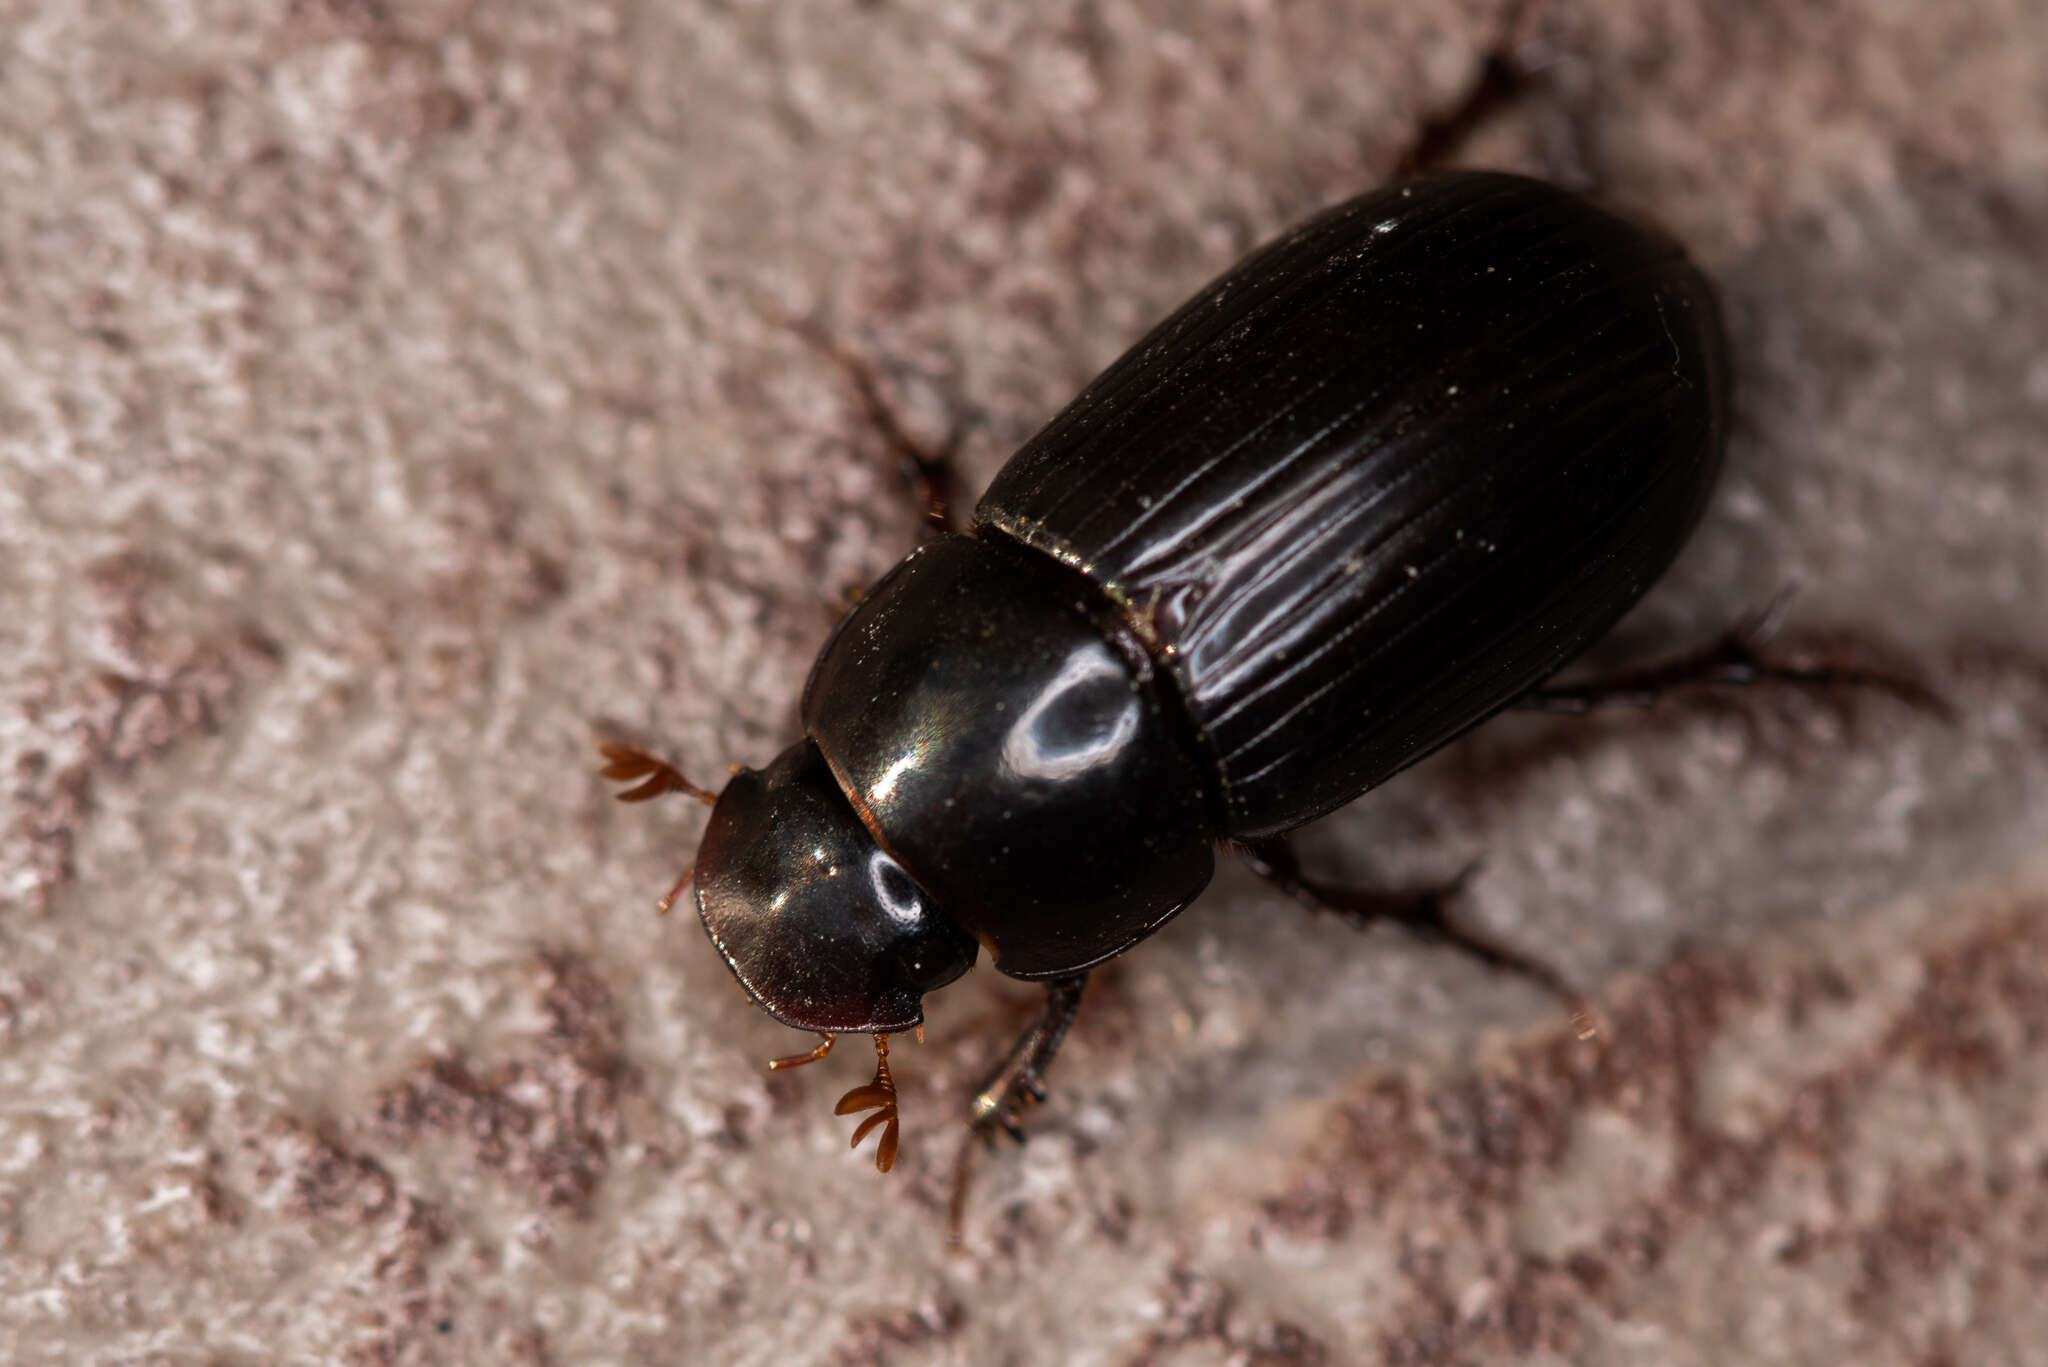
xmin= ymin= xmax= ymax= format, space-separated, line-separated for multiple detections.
xmin=607 ymin=171 xmax=1732 ymax=1172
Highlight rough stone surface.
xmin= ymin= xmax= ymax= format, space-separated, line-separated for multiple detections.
xmin=3 ymin=2 xmax=2045 ymax=1364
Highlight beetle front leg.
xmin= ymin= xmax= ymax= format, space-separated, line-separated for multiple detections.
xmin=1239 ymin=838 xmax=1597 ymax=1039
xmin=969 ymin=973 xmax=1089 ymax=1144
xmin=787 ymin=322 xmax=970 ymax=540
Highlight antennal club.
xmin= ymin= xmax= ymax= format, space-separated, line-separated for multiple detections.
xmin=598 ymin=741 xmax=719 ymax=915
xmin=597 ymin=741 xmax=719 ymax=805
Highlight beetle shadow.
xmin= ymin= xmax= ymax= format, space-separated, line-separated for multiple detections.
xmin=1148 ymin=170 xmax=2048 ymax=1120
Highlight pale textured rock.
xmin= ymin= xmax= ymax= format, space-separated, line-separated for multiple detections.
xmin=3 ymin=2 xmax=2045 ymax=1363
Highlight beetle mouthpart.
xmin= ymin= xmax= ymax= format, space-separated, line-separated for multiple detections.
xmin=654 ymin=864 xmax=694 ymax=917
xmin=833 ymin=1033 xmax=901 ymax=1172
xmin=766 ymin=1032 xmax=836 ymax=1071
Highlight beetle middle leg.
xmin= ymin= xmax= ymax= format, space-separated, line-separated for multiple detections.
xmin=949 ymin=981 xmax=1088 ymax=1243
xmin=1239 ymin=837 xmax=1597 ymax=1038
xmin=968 ymin=972 xmax=1090 ymax=1145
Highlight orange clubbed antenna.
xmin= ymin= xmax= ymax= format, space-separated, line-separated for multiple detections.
xmin=597 ymin=741 xmax=717 ymax=916
xmin=597 ymin=741 xmax=719 ymax=805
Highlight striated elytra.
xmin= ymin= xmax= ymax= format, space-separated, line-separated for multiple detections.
xmin=619 ymin=171 xmax=1727 ymax=1169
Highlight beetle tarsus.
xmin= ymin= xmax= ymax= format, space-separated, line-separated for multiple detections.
xmin=968 ymin=973 xmax=1089 ymax=1146
xmin=1240 ymin=838 xmax=1598 ymax=1038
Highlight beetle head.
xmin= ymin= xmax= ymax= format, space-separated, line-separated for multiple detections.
xmin=693 ymin=737 xmax=978 ymax=1033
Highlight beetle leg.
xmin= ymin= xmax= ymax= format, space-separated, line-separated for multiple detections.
xmin=968 ymin=973 xmax=1089 ymax=1145
xmin=1516 ymin=607 xmax=1948 ymax=717
xmin=787 ymin=322 xmax=969 ymax=540
xmin=1394 ymin=50 xmax=1529 ymax=178
xmin=1391 ymin=3 xmax=1600 ymax=190
xmin=1239 ymin=838 xmax=1598 ymax=1040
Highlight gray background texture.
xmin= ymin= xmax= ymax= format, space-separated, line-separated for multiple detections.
xmin=3 ymin=1 xmax=2047 ymax=1364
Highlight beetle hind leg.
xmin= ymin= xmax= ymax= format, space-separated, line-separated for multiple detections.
xmin=1517 ymin=602 xmax=1948 ymax=718
xmin=1240 ymin=838 xmax=1598 ymax=1039
xmin=968 ymin=973 xmax=1089 ymax=1145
